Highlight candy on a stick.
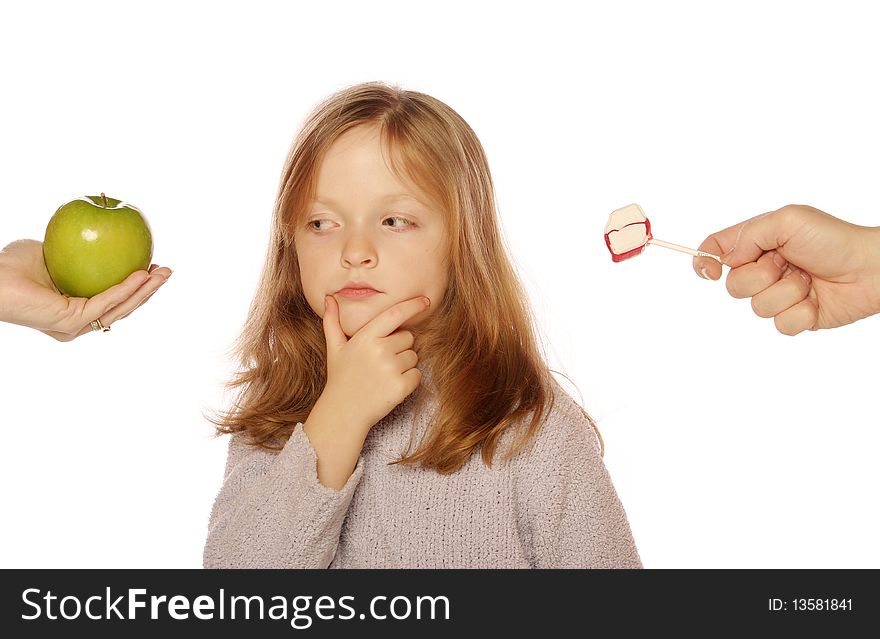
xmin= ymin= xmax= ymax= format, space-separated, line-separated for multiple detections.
xmin=604 ymin=203 xmax=721 ymax=263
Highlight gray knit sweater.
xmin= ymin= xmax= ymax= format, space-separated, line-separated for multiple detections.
xmin=203 ymin=375 xmax=641 ymax=569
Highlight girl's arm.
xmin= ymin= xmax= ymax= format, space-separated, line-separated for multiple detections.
xmin=202 ymin=423 xmax=364 ymax=569
xmin=515 ymin=392 xmax=642 ymax=568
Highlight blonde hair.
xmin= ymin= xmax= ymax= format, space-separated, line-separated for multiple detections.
xmin=206 ymin=81 xmax=602 ymax=473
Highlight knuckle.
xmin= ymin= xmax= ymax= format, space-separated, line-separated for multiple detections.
xmin=381 ymin=358 xmax=397 ymax=376
xmin=394 ymin=378 xmax=410 ymax=397
xmin=761 ymin=269 xmax=781 ymax=290
xmin=777 ymin=204 xmax=802 ymax=227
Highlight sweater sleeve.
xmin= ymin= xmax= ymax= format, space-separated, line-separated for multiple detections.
xmin=515 ymin=393 xmax=642 ymax=568
xmin=203 ymin=423 xmax=364 ymax=568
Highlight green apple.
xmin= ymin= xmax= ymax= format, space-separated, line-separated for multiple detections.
xmin=43 ymin=193 xmax=153 ymax=298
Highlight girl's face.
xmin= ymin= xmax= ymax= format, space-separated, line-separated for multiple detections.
xmin=295 ymin=123 xmax=449 ymax=338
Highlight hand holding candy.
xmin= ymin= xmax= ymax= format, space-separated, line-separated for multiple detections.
xmin=605 ymin=204 xmax=721 ymax=264
xmin=696 ymin=204 xmax=880 ymax=334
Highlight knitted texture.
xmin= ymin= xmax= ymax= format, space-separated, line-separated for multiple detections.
xmin=203 ymin=379 xmax=641 ymax=569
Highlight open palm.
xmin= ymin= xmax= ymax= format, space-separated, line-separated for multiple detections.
xmin=0 ymin=239 xmax=171 ymax=341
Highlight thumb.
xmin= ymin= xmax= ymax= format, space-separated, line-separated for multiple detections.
xmin=719 ymin=208 xmax=798 ymax=269
xmin=322 ymin=295 xmax=347 ymax=350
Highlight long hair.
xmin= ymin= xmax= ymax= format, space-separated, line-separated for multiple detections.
xmin=205 ymin=81 xmax=602 ymax=473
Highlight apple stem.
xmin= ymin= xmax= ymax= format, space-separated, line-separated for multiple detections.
xmin=101 ymin=192 xmax=108 ymax=208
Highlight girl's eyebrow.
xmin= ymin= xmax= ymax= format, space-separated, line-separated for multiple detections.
xmin=312 ymin=193 xmax=421 ymax=205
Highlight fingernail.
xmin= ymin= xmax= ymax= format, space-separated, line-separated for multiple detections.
xmin=800 ymin=270 xmax=811 ymax=284
xmin=773 ymin=253 xmax=787 ymax=269
xmin=700 ymin=267 xmax=711 ymax=280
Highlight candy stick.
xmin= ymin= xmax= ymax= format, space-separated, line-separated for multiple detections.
xmin=647 ymin=238 xmax=721 ymax=262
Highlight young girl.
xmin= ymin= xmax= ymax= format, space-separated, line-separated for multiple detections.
xmin=202 ymin=81 xmax=641 ymax=568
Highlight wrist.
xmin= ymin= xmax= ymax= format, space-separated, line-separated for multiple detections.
xmin=310 ymin=388 xmax=373 ymax=438
xmin=302 ymin=390 xmax=371 ymax=491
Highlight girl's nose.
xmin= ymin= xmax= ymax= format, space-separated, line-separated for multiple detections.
xmin=341 ymin=235 xmax=377 ymax=267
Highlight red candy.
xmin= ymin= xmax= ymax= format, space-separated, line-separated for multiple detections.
xmin=604 ymin=203 xmax=652 ymax=263
xmin=605 ymin=203 xmax=722 ymax=265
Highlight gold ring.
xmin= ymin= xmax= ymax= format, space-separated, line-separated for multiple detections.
xmin=90 ymin=319 xmax=110 ymax=332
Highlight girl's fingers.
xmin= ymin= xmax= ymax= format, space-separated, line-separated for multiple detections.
xmin=384 ymin=329 xmax=415 ymax=353
xmin=396 ymin=349 xmax=419 ymax=371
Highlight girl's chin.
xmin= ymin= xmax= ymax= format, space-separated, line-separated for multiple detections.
xmin=340 ymin=317 xmax=372 ymax=336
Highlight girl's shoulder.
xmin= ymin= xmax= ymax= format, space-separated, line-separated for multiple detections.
xmin=505 ymin=378 xmax=603 ymax=468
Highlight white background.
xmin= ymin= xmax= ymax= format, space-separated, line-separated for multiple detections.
xmin=1 ymin=0 xmax=877 ymax=569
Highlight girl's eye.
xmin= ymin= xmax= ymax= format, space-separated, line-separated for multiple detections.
xmin=383 ymin=216 xmax=413 ymax=229
xmin=307 ymin=216 xmax=414 ymax=232
xmin=308 ymin=219 xmax=331 ymax=231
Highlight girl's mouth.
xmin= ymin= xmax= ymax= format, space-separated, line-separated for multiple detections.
xmin=337 ymin=288 xmax=380 ymax=299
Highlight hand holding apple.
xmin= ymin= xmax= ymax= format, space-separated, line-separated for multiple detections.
xmin=0 ymin=239 xmax=171 ymax=342
xmin=43 ymin=193 xmax=154 ymax=298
